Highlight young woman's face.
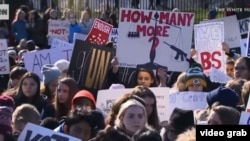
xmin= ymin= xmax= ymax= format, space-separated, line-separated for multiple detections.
xmin=18 ymin=12 xmax=25 ymax=20
xmin=28 ymin=13 xmax=34 ymax=20
xmin=137 ymin=71 xmax=153 ymax=87
xmin=50 ymin=11 xmax=57 ymax=19
xmin=48 ymin=79 xmax=59 ymax=94
xmin=69 ymin=121 xmax=91 ymax=141
xmin=122 ymin=105 xmax=146 ymax=133
xmin=234 ymin=60 xmax=250 ymax=80
xmin=74 ymin=98 xmax=94 ymax=111
xmin=57 ymin=83 xmax=69 ymax=104
xmin=207 ymin=110 xmax=222 ymax=125
xmin=11 ymin=78 xmax=21 ymax=88
xmin=21 ymin=78 xmax=38 ymax=97
xmin=143 ymin=97 xmax=155 ymax=118
xmin=69 ymin=14 xmax=76 ymax=24
xmin=226 ymin=64 xmax=234 ymax=78
xmin=188 ymin=84 xmax=203 ymax=92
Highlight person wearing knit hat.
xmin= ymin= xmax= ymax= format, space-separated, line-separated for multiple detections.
xmin=109 ymin=83 xmax=125 ymax=90
xmin=0 ymin=95 xmax=15 ymax=140
xmin=185 ymin=67 xmax=207 ymax=92
xmin=114 ymin=99 xmax=147 ymax=137
xmin=54 ymin=90 xmax=96 ymax=134
xmin=41 ymin=64 xmax=62 ymax=104
xmin=41 ymin=64 xmax=62 ymax=84
xmin=54 ymin=59 xmax=70 ymax=77
xmin=206 ymin=86 xmax=239 ymax=108
xmin=71 ymin=90 xmax=96 ymax=111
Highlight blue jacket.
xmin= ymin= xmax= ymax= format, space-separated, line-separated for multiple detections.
xmin=69 ymin=23 xmax=83 ymax=43
xmin=79 ymin=19 xmax=93 ymax=35
xmin=11 ymin=20 xmax=28 ymax=42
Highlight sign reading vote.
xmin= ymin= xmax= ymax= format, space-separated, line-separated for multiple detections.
xmin=18 ymin=123 xmax=81 ymax=141
xmin=0 ymin=4 xmax=9 ymax=20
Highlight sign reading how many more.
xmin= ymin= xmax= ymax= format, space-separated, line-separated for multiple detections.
xmin=85 ymin=18 xmax=113 ymax=45
xmin=48 ymin=20 xmax=70 ymax=45
xmin=116 ymin=8 xmax=194 ymax=72
xmin=194 ymin=22 xmax=225 ymax=74
xmin=0 ymin=39 xmax=9 ymax=74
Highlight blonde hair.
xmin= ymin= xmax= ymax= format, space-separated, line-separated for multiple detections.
xmin=172 ymin=72 xmax=187 ymax=92
xmin=80 ymin=10 xmax=90 ymax=22
xmin=176 ymin=127 xmax=196 ymax=141
xmin=115 ymin=99 xmax=147 ymax=128
xmin=12 ymin=104 xmax=40 ymax=132
xmin=241 ymin=80 xmax=250 ymax=106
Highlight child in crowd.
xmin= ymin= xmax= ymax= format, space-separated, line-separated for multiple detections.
xmin=12 ymin=104 xmax=40 ymax=139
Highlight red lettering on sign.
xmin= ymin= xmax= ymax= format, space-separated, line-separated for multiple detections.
xmin=136 ymin=25 xmax=170 ymax=37
xmin=120 ymin=9 xmax=194 ymax=26
xmin=50 ymin=29 xmax=66 ymax=34
xmin=200 ymin=51 xmax=221 ymax=70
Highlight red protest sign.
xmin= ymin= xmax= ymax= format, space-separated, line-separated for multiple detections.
xmin=85 ymin=19 xmax=113 ymax=45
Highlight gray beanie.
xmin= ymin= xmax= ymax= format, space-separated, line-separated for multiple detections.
xmin=41 ymin=64 xmax=62 ymax=84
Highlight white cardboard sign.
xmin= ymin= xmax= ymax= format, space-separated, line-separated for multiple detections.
xmin=18 ymin=123 xmax=81 ymax=141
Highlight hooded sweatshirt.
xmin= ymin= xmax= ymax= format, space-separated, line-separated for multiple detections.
xmin=54 ymin=90 xmax=96 ymax=133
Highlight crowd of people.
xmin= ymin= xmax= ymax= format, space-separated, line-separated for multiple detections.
xmin=0 ymin=1 xmax=249 ymax=141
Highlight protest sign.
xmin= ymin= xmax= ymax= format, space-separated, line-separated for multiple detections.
xmin=48 ymin=20 xmax=69 ymax=45
xmin=239 ymin=17 xmax=250 ymax=36
xmin=0 ymin=4 xmax=9 ymax=20
xmin=239 ymin=112 xmax=250 ymax=125
xmin=68 ymin=40 xmax=114 ymax=97
xmin=116 ymin=8 xmax=194 ymax=72
xmin=194 ymin=22 xmax=225 ymax=74
xmin=241 ymin=38 xmax=247 ymax=56
xmin=51 ymin=38 xmax=74 ymax=49
xmin=210 ymin=67 xmax=232 ymax=83
xmin=168 ymin=91 xmax=208 ymax=119
xmin=73 ymin=33 xmax=86 ymax=44
xmin=0 ymin=39 xmax=9 ymax=74
xmin=23 ymin=47 xmax=73 ymax=79
xmin=96 ymin=87 xmax=169 ymax=122
xmin=109 ymin=28 xmax=118 ymax=48
xmin=85 ymin=18 xmax=113 ymax=45
xmin=246 ymin=23 xmax=250 ymax=57
xmin=118 ymin=67 xmax=137 ymax=88
xmin=200 ymin=15 xmax=241 ymax=49
xmin=18 ymin=123 xmax=81 ymax=141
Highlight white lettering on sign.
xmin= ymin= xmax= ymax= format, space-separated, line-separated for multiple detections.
xmin=94 ymin=21 xmax=111 ymax=34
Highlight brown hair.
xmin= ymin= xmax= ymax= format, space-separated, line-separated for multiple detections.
xmin=89 ymin=126 xmax=131 ymax=141
xmin=134 ymin=68 xmax=157 ymax=87
xmin=131 ymin=86 xmax=160 ymax=130
xmin=172 ymin=72 xmax=187 ymax=92
xmin=242 ymin=81 xmax=250 ymax=106
xmin=105 ymin=93 xmax=145 ymax=127
xmin=210 ymin=104 xmax=240 ymax=125
xmin=54 ymin=77 xmax=79 ymax=119
xmin=225 ymin=79 xmax=246 ymax=105
xmin=176 ymin=127 xmax=196 ymax=141
xmin=12 ymin=104 xmax=40 ymax=133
